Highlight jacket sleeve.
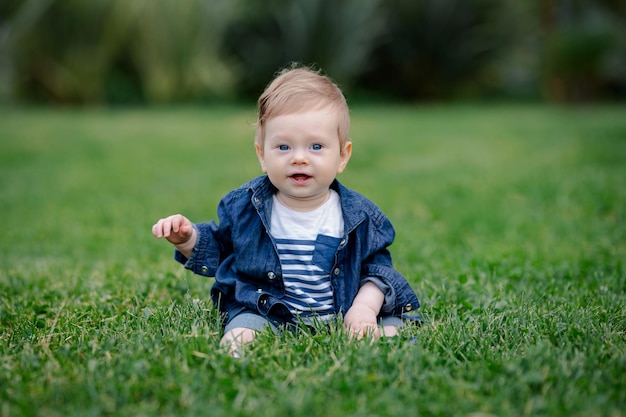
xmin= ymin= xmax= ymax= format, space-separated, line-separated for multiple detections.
xmin=174 ymin=198 xmax=234 ymax=278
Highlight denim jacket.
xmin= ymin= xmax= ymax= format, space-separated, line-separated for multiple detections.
xmin=175 ymin=175 xmax=420 ymax=322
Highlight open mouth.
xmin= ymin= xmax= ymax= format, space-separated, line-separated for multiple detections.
xmin=290 ymin=173 xmax=311 ymax=183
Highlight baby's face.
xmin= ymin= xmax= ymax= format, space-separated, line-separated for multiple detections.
xmin=256 ymin=108 xmax=352 ymax=211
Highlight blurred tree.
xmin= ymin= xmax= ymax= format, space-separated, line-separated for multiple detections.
xmin=128 ymin=0 xmax=235 ymax=103
xmin=358 ymin=0 xmax=512 ymax=100
xmin=3 ymin=0 xmax=116 ymax=103
xmin=1 ymin=0 xmax=624 ymax=103
xmin=1 ymin=0 xmax=235 ymax=104
xmin=540 ymin=0 xmax=625 ymax=101
xmin=220 ymin=0 xmax=384 ymax=97
xmin=486 ymin=1 xmax=543 ymax=99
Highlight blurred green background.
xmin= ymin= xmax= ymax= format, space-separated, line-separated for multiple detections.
xmin=1 ymin=0 xmax=625 ymax=105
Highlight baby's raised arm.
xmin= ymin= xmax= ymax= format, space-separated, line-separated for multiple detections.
xmin=152 ymin=214 xmax=197 ymax=258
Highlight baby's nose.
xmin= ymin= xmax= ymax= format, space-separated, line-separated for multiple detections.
xmin=291 ymin=148 xmax=308 ymax=163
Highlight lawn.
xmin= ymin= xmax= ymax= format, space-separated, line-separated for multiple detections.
xmin=0 ymin=103 xmax=624 ymax=417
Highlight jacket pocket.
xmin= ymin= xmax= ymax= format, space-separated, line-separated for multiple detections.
xmin=311 ymin=234 xmax=341 ymax=272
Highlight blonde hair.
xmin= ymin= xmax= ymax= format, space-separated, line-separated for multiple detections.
xmin=255 ymin=65 xmax=350 ymax=148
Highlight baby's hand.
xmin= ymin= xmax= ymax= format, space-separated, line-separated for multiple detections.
xmin=152 ymin=214 xmax=195 ymax=246
xmin=343 ymin=302 xmax=381 ymax=340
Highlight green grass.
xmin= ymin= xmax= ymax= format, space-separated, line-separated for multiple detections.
xmin=1 ymin=103 xmax=625 ymax=417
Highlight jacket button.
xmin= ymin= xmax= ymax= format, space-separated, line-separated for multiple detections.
xmin=340 ymin=239 xmax=346 ymax=245
xmin=333 ymin=268 xmax=340 ymax=276
xmin=405 ymin=304 xmax=413 ymax=312
xmin=259 ymin=296 xmax=268 ymax=306
xmin=201 ymin=266 xmax=209 ymax=274
xmin=267 ymin=271 xmax=276 ymax=280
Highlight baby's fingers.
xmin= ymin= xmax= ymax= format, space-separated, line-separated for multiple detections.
xmin=178 ymin=221 xmax=193 ymax=237
xmin=357 ymin=326 xmax=381 ymax=344
xmin=152 ymin=218 xmax=170 ymax=238
xmin=152 ymin=215 xmax=181 ymax=238
xmin=152 ymin=214 xmax=193 ymax=245
xmin=347 ymin=323 xmax=380 ymax=340
xmin=170 ymin=215 xmax=193 ymax=237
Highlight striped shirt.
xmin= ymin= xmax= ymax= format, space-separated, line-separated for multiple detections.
xmin=270 ymin=191 xmax=343 ymax=318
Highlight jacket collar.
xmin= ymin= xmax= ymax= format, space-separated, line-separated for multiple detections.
xmin=248 ymin=175 xmax=366 ymax=233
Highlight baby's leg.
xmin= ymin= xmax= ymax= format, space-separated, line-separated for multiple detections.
xmin=221 ymin=311 xmax=276 ymax=357
xmin=379 ymin=316 xmax=402 ymax=337
xmin=381 ymin=325 xmax=399 ymax=337
xmin=220 ymin=327 xmax=257 ymax=357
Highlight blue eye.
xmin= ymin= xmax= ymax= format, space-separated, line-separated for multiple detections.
xmin=278 ymin=145 xmax=289 ymax=151
xmin=311 ymin=144 xmax=323 ymax=151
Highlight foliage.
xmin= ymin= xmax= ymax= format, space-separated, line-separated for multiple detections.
xmin=540 ymin=0 xmax=626 ymax=101
xmin=1 ymin=104 xmax=625 ymax=416
xmin=221 ymin=0 xmax=384 ymax=97
xmin=1 ymin=0 xmax=235 ymax=104
xmin=1 ymin=0 xmax=625 ymax=103
xmin=358 ymin=0 xmax=507 ymax=99
xmin=126 ymin=0 xmax=235 ymax=103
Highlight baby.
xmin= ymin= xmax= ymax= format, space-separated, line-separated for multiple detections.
xmin=152 ymin=66 xmax=420 ymax=353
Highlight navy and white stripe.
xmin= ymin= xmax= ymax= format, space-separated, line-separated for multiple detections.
xmin=270 ymin=191 xmax=344 ymax=319
xmin=275 ymin=238 xmax=334 ymax=315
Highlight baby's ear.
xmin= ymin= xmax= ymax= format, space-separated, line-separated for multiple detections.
xmin=255 ymin=144 xmax=267 ymax=172
xmin=337 ymin=141 xmax=352 ymax=174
